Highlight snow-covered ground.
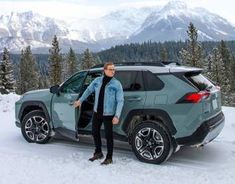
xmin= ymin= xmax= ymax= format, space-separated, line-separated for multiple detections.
xmin=0 ymin=93 xmax=235 ymax=184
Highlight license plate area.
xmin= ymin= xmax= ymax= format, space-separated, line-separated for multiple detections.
xmin=212 ymin=99 xmax=218 ymax=110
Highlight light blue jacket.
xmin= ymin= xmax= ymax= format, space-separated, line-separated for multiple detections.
xmin=79 ymin=76 xmax=124 ymax=119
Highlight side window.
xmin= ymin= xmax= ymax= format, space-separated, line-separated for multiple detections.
xmin=143 ymin=71 xmax=164 ymax=91
xmin=83 ymin=72 xmax=102 ymax=86
xmin=115 ymin=71 xmax=144 ymax=91
xmin=61 ymin=71 xmax=87 ymax=93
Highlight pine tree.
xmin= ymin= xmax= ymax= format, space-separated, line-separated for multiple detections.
xmin=0 ymin=61 xmax=4 ymax=94
xmin=231 ymin=55 xmax=235 ymax=92
xmin=0 ymin=48 xmax=15 ymax=94
xmin=209 ymin=48 xmax=232 ymax=105
xmin=38 ymin=72 xmax=49 ymax=89
xmin=17 ymin=46 xmax=39 ymax=94
xmin=48 ymin=35 xmax=62 ymax=85
xmin=81 ymin=48 xmax=96 ymax=70
xmin=218 ymin=40 xmax=231 ymax=67
xmin=66 ymin=47 xmax=78 ymax=78
xmin=218 ymin=40 xmax=233 ymax=88
xmin=179 ymin=22 xmax=203 ymax=67
xmin=160 ymin=45 xmax=168 ymax=61
xmin=205 ymin=54 xmax=212 ymax=79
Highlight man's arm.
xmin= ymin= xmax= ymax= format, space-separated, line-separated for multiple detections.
xmin=114 ymin=81 xmax=124 ymax=119
xmin=74 ymin=78 xmax=97 ymax=107
xmin=79 ymin=78 xmax=97 ymax=103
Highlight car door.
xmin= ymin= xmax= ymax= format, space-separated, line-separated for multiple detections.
xmin=115 ymin=70 xmax=146 ymax=128
xmin=51 ymin=71 xmax=87 ymax=130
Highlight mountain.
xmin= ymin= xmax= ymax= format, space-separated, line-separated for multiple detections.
xmin=0 ymin=11 xmax=69 ymax=52
xmin=68 ymin=7 xmax=158 ymax=42
xmin=129 ymin=0 xmax=235 ymax=42
xmin=1 ymin=1 xmax=235 ymax=53
xmin=0 ymin=8 xmax=156 ymax=53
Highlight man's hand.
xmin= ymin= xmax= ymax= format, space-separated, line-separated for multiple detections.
xmin=73 ymin=100 xmax=81 ymax=108
xmin=112 ymin=116 xmax=119 ymax=125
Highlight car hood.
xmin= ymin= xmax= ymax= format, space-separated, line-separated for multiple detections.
xmin=24 ymin=89 xmax=50 ymax=95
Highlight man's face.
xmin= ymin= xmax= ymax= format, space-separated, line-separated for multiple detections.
xmin=104 ymin=64 xmax=115 ymax=77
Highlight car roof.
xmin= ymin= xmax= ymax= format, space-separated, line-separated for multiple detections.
xmin=89 ymin=64 xmax=202 ymax=74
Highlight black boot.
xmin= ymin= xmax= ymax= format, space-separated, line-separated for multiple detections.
xmin=101 ymin=157 xmax=113 ymax=165
xmin=89 ymin=152 xmax=104 ymax=162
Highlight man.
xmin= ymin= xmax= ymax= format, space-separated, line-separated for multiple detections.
xmin=73 ymin=62 xmax=124 ymax=165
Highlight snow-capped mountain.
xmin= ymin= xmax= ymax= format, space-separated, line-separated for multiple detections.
xmin=68 ymin=7 xmax=158 ymax=42
xmin=1 ymin=1 xmax=235 ymax=53
xmin=0 ymin=11 xmax=70 ymax=52
xmin=0 ymin=8 xmax=156 ymax=53
xmin=129 ymin=0 xmax=235 ymax=42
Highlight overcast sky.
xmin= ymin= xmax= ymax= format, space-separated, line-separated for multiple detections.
xmin=0 ymin=0 xmax=234 ymax=24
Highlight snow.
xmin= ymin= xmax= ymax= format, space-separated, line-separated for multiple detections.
xmin=0 ymin=93 xmax=235 ymax=184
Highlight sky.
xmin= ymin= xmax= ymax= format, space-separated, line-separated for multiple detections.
xmin=0 ymin=0 xmax=234 ymax=24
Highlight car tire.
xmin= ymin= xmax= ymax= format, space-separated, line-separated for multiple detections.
xmin=21 ymin=110 xmax=51 ymax=144
xmin=131 ymin=120 xmax=173 ymax=164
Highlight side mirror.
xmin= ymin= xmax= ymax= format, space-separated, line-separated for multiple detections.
xmin=50 ymin=85 xmax=60 ymax=95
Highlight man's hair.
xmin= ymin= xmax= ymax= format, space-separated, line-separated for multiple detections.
xmin=104 ymin=62 xmax=114 ymax=69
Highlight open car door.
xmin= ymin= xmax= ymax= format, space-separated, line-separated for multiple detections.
xmin=51 ymin=71 xmax=87 ymax=131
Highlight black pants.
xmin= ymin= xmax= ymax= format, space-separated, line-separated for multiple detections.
xmin=92 ymin=112 xmax=114 ymax=159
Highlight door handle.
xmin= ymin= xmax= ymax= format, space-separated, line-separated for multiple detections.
xmin=127 ymin=97 xmax=142 ymax=101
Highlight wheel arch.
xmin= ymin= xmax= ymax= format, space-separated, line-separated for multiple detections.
xmin=19 ymin=101 xmax=51 ymax=127
xmin=122 ymin=109 xmax=177 ymax=137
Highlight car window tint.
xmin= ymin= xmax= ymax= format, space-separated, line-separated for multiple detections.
xmin=84 ymin=72 xmax=102 ymax=86
xmin=115 ymin=71 xmax=144 ymax=91
xmin=143 ymin=71 xmax=164 ymax=91
xmin=61 ymin=72 xmax=87 ymax=93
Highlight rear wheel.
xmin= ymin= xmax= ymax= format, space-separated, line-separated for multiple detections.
xmin=131 ymin=121 xmax=173 ymax=164
xmin=21 ymin=110 xmax=51 ymax=144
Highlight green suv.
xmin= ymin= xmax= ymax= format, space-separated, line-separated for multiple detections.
xmin=15 ymin=62 xmax=225 ymax=164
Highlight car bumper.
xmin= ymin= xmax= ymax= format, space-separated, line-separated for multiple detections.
xmin=176 ymin=111 xmax=225 ymax=146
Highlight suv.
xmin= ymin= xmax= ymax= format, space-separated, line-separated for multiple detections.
xmin=15 ymin=62 xmax=225 ymax=164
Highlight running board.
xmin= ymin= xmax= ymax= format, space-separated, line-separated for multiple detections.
xmin=55 ymin=127 xmax=79 ymax=142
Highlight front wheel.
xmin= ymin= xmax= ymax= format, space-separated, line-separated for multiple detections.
xmin=131 ymin=121 xmax=173 ymax=164
xmin=21 ymin=110 xmax=51 ymax=144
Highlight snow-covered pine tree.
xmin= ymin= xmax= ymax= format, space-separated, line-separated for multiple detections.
xmin=160 ymin=45 xmax=168 ymax=62
xmin=0 ymin=60 xmax=5 ymax=94
xmin=94 ymin=55 xmax=102 ymax=65
xmin=48 ymin=35 xmax=62 ymax=85
xmin=230 ymin=55 xmax=235 ymax=106
xmin=81 ymin=48 xmax=96 ymax=70
xmin=218 ymin=40 xmax=232 ymax=68
xmin=179 ymin=22 xmax=203 ymax=68
xmin=17 ymin=46 xmax=39 ymax=94
xmin=37 ymin=63 xmax=50 ymax=89
xmin=66 ymin=47 xmax=78 ymax=79
xmin=231 ymin=55 xmax=235 ymax=91
xmin=0 ymin=48 xmax=15 ymax=94
xmin=205 ymin=54 xmax=213 ymax=80
xmin=218 ymin=40 xmax=234 ymax=89
xmin=210 ymin=48 xmax=232 ymax=106
xmin=38 ymin=72 xmax=49 ymax=89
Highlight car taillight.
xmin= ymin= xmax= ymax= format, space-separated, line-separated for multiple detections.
xmin=177 ymin=91 xmax=210 ymax=103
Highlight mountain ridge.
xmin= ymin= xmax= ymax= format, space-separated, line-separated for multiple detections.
xmin=0 ymin=1 xmax=235 ymax=53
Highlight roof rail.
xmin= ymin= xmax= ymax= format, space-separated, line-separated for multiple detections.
xmin=91 ymin=62 xmax=169 ymax=68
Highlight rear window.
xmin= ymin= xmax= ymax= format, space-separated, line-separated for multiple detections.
xmin=187 ymin=73 xmax=215 ymax=91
